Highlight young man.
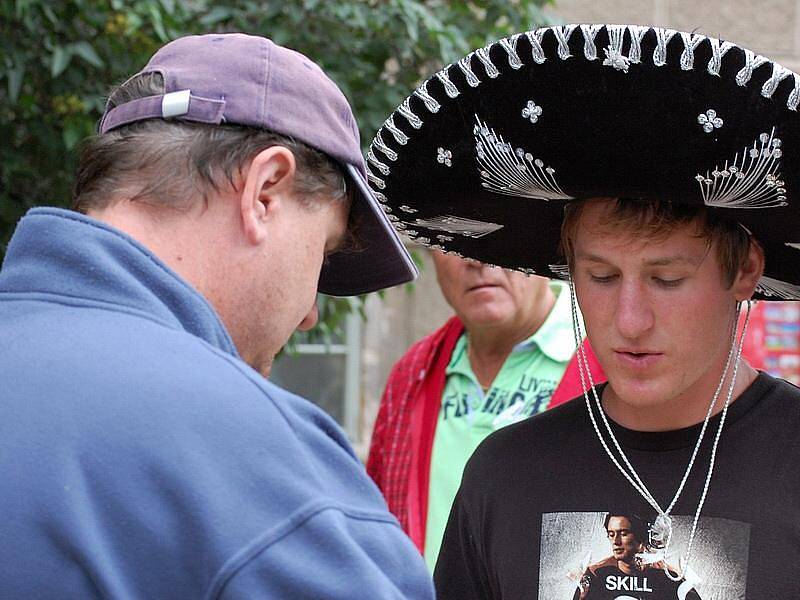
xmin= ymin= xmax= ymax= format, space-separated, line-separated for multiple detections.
xmin=0 ymin=33 xmax=433 ymax=598
xmin=367 ymin=251 xmax=603 ymax=570
xmin=366 ymin=24 xmax=800 ymax=598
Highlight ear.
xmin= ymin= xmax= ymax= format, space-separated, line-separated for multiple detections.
xmin=238 ymin=146 xmax=297 ymax=245
xmin=731 ymin=238 xmax=765 ymax=301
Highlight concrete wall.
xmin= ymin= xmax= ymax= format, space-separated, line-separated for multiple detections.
xmin=357 ymin=0 xmax=800 ymax=449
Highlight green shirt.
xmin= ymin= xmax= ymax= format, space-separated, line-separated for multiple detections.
xmin=423 ymin=282 xmax=575 ymax=572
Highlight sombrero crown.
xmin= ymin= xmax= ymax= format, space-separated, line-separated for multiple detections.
xmin=368 ymin=24 xmax=800 ymax=300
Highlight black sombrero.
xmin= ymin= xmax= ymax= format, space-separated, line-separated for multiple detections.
xmin=367 ymin=24 xmax=800 ymax=301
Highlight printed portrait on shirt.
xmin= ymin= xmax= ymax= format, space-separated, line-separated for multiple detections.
xmin=538 ymin=511 xmax=749 ymax=600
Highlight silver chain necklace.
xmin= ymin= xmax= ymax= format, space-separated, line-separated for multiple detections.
xmin=567 ymin=278 xmax=751 ymax=580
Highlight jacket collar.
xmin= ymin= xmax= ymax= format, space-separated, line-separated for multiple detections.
xmin=0 ymin=207 xmax=239 ymax=357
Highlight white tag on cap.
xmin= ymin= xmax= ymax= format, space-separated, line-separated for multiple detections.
xmin=161 ymin=89 xmax=191 ymax=118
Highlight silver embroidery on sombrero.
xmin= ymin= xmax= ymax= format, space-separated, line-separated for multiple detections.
xmin=474 ymin=116 xmax=573 ymax=201
xmin=435 ymin=68 xmax=460 ymax=99
xmin=603 ymin=24 xmax=629 ymax=72
xmin=707 ymin=38 xmax=734 ymax=76
xmin=627 ymin=25 xmax=648 ymax=64
xmin=756 ymin=276 xmax=800 ymax=300
xmin=381 ymin=116 xmax=409 ymax=146
xmin=475 ymin=45 xmax=500 ymax=78
xmin=580 ymin=24 xmax=603 ymax=61
xmin=522 ymin=100 xmax=543 ymax=123
xmin=679 ymin=32 xmax=704 ymax=70
xmin=499 ymin=34 xmax=523 ymax=69
xmin=365 ymin=165 xmax=385 ymax=190
xmin=549 ymin=264 xmax=571 ymax=280
xmin=653 ymin=28 xmax=678 ymax=66
xmin=696 ymin=129 xmax=787 ymax=209
xmin=762 ymin=63 xmax=793 ymax=98
xmin=789 ymin=74 xmax=800 ymax=111
xmin=458 ymin=53 xmax=481 ymax=87
xmin=553 ymin=25 xmax=577 ymax=60
xmin=413 ymin=215 xmax=503 ymax=238
xmin=524 ymin=29 xmax=547 ymax=64
xmin=736 ymin=49 xmax=769 ymax=86
xmin=697 ymin=109 xmax=723 ymax=133
xmin=367 ymin=150 xmax=390 ymax=176
xmin=413 ymin=80 xmax=440 ymax=113
xmin=397 ymin=97 xmax=423 ymax=129
xmin=437 ymin=147 xmax=453 ymax=167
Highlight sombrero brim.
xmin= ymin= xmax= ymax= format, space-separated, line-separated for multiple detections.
xmin=368 ymin=24 xmax=800 ymax=300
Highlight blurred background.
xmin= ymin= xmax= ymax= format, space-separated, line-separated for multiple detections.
xmin=3 ymin=0 xmax=799 ymax=456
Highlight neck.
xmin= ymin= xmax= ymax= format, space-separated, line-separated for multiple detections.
xmin=465 ymin=286 xmax=556 ymax=389
xmin=88 ymin=198 xmax=228 ymax=297
xmin=617 ymin=561 xmax=639 ymax=575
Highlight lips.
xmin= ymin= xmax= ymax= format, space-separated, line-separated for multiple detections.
xmin=466 ymin=282 xmax=501 ymax=292
xmin=614 ymin=349 xmax=664 ymax=369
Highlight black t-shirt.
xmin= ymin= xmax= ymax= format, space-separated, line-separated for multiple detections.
xmin=434 ymin=373 xmax=800 ymax=599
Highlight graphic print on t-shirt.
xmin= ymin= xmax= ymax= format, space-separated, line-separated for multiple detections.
xmin=538 ymin=512 xmax=749 ymax=600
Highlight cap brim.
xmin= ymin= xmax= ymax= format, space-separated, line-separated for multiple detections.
xmin=317 ymin=163 xmax=418 ymax=296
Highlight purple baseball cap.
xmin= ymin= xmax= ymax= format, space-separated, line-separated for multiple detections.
xmin=98 ymin=33 xmax=417 ymax=296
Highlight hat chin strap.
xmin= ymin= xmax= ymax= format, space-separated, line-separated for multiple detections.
xmin=567 ymin=276 xmax=751 ymax=582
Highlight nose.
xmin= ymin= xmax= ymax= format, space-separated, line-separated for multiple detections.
xmin=297 ymin=299 xmax=319 ymax=331
xmin=614 ymin=280 xmax=654 ymax=340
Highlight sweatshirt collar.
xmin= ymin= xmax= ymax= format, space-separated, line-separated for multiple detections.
xmin=0 ymin=208 xmax=239 ymax=357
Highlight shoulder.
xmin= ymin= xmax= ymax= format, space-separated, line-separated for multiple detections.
xmin=477 ymin=396 xmax=587 ymax=455
xmin=461 ymin=397 xmax=587 ymax=485
xmin=3 ymin=304 xmax=360 ymax=488
xmin=761 ymin=371 xmax=800 ymax=401
xmin=587 ymin=556 xmax=617 ymax=575
xmin=748 ymin=372 xmax=800 ymax=422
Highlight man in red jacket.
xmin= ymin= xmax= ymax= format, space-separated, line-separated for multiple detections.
xmin=367 ymin=249 xmax=603 ymax=569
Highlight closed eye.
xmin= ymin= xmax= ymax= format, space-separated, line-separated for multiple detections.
xmin=590 ymin=274 xmax=618 ymax=284
xmin=653 ymin=277 xmax=685 ymax=288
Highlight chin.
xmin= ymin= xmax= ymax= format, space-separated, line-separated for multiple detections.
xmin=464 ymin=308 xmax=513 ymax=326
xmin=606 ymin=373 xmax=680 ymax=409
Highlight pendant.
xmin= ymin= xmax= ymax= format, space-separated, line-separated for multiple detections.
xmin=648 ymin=512 xmax=673 ymax=549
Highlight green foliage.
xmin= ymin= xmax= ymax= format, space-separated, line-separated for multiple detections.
xmin=0 ymin=0 xmax=554 ymax=339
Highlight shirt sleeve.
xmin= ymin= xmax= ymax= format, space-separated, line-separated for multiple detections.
xmin=215 ymin=505 xmax=435 ymax=599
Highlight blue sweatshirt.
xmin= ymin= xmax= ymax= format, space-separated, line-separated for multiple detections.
xmin=0 ymin=208 xmax=434 ymax=599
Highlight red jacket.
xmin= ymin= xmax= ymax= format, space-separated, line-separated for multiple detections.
xmin=366 ymin=316 xmax=605 ymax=552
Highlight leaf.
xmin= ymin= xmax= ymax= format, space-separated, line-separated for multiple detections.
xmin=148 ymin=2 xmax=168 ymax=41
xmin=51 ymin=46 xmax=72 ymax=78
xmin=6 ymin=65 xmax=25 ymax=103
xmin=61 ymin=116 xmax=92 ymax=150
xmin=199 ymin=6 xmax=233 ymax=26
xmin=62 ymin=121 xmax=84 ymax=150
xmin=71 ymin=42 xmax=104 ymax=68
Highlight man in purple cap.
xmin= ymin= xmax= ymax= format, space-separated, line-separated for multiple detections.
xmin=0 ymin=33 xmax=431 ymax=598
